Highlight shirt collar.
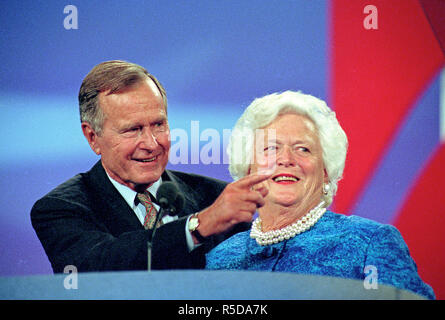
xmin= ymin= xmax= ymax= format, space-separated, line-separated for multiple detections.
xmin=105 ymin=172 xmax=163 ymax=208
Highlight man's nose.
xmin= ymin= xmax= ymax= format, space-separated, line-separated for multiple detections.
xmin=139 ymin=128 xmax=159 ymax=150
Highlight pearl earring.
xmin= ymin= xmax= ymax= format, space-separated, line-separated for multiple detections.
xmin=323 ymin=183 xmax=330 ymax=195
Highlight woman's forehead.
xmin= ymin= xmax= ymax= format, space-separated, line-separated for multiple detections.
xmin=261 ymin=114 xmax=318 ymax=140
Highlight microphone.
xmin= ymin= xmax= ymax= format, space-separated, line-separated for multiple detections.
xmin=156 ymin=181 xmax=184 ymax=215
xmin=172 ymin=192 xmax=185 ymax=215
xmin=147 ymin=181 xmax=184 ymax=271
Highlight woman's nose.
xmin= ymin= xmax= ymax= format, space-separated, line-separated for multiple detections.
xmin=277 ymin=146 xmax=296 ymax=167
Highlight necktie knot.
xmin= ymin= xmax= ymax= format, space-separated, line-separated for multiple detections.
xmin=136 ymin=191 xmax=158 ymax=229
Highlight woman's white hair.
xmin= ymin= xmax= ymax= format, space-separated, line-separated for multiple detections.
xmin=227 ymin=90 xmax=348 ymax=207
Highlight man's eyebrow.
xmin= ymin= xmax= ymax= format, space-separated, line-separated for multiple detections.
xmin=117 ymin=122 xmax=141 ymax=131
xmin=155 ymin=114 xmax=167 ymax=120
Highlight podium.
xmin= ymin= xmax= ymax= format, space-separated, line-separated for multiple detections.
xmin=0 ymin=270 xmax=425 ymax=300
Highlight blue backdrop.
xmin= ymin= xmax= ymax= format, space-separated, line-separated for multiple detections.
xmin=0 ymin=0 xmax=328 ymax=276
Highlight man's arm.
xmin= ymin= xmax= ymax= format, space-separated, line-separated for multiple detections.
xmin=191 ymin=173 xmax=271 ymax=243
xmin=31 ymin=196 xmax=198 ymax=272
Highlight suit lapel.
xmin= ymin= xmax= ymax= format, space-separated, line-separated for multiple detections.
xmin=84 ymin=162 xmax=202 ymax=236
xmin=84 ymin=161 xmax=144 ymax=236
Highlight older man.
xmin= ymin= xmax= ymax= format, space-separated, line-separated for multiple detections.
xmin=31 ymin=60 xmax=269 ymax=272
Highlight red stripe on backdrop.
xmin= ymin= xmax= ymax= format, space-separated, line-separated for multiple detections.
xmin=420 ymin=0 xmax=445 ymax=55
xmin=393 ymin=144 xmax=445 ymax=299
xmin=330 ymin=0 xmax=445 ymax=214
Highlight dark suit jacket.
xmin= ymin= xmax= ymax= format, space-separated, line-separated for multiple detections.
xmin=31 ymin=161 xmax=248 ymax=273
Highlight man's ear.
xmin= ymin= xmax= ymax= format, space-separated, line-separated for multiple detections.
xmin=81 ymin=122 xmax=101 ymax=155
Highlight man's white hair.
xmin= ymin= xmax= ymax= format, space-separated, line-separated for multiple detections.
xmin=227 ymin=90 xmax=348 ymax=207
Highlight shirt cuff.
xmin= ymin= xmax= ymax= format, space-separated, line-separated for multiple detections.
xmin=185 ymin=214 xmax=202 ymax=252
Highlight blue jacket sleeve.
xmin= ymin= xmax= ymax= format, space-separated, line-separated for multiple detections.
xmin=364 ymin=224 xmax=435 ymax=299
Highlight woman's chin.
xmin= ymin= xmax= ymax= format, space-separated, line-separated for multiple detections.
xmin=270 ymin=196 xmax=300 ymax=208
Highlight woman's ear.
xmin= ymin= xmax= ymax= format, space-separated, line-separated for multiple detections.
xmin=323 ymin=168 xmax=329 ymax=184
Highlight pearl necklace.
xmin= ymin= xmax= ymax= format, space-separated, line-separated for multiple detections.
xmin=250 ymin=201 xmax=326 ymax=246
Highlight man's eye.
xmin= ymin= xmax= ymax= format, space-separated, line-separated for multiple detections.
xmin=123 ymin=126 xmax=140 ymax=134
xmin=153 ymin=121 xmax=167 ymax=131
xmin=297 ymin=147 xmax=309 ymax=152
xmin=265 ymin=146 xmax=277 ymax=151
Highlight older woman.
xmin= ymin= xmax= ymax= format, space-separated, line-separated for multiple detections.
xmin=205 ymin=91 xmax=435 ymax=299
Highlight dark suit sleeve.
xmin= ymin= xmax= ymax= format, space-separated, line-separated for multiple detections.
xmin=31 ymin=165 xmax=248 ymax=273
xmin=31 ymin=195 xmax=198 ymax=273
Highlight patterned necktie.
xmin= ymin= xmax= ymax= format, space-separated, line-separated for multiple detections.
xmin=136 ymin=191 xmax=159 ymax=229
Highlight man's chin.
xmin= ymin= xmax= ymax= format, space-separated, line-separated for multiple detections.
xmin=133 ymin=171 xmax=164 ymax=185
xmin=129 ymin=178 xmax=159 ymax=192
xmin=125 ymin=163 xmax=167 ymax=189
xmin=135 ymin=176 xmax=161 ymax=186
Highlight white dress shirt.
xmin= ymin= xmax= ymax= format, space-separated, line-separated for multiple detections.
xmin=106 ymin=173 xmax=197 ymax=251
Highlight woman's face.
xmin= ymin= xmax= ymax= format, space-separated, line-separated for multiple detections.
xmin=250 ymin=113 xmax=327 ymax=210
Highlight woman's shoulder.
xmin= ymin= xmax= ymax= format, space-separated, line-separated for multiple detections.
xmin=323 ymin=210 xmax=383 ymax=226
xmin=206 ymin=230 xmax=250 ymax=269
xmin=209 ymin=230 xmax=250 ymax=254
xmin=318 ymin=210 xmax=402 ymax=242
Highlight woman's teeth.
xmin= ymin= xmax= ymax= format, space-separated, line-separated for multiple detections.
xmin=273 ymin=176 xmax=298 ymax=182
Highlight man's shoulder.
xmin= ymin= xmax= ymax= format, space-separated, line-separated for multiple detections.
xmin=164 ymin=169 xmax=229 ymax=209
xmin=32 ymin=162 xmax=103 ymax=210
xmin=32 ymin=172 xmax=90 ymax=209
xmin=166 ymin=169 xmax=228 ymax=190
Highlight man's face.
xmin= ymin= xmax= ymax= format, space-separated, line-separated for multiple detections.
xmin=83 ymin=78 xmax=170 ymax=191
